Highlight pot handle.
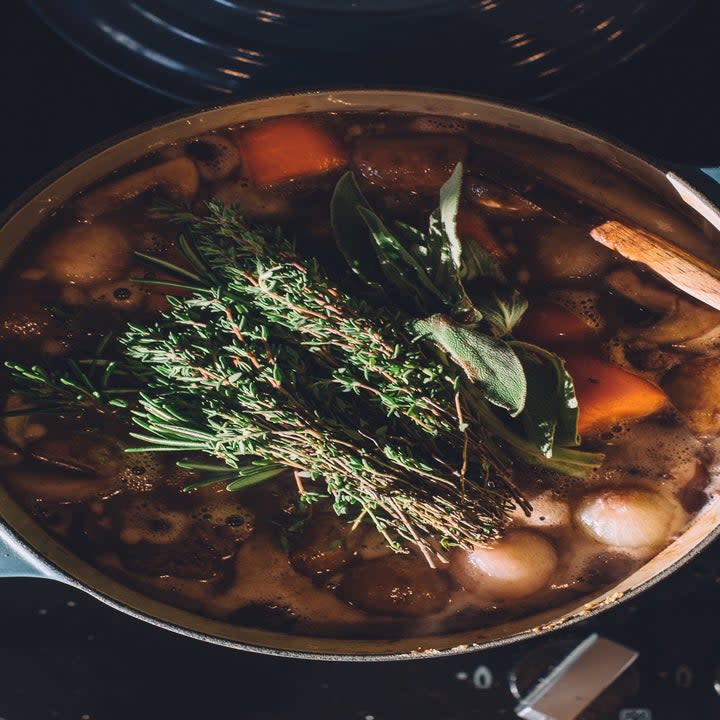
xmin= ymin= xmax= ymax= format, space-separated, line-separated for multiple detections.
xmin=663 ymin=165 xmax=720 ymax=233
xmin=702 ymin=167 xmax=720 ymax=184
xmin=0 ymin=523 xmax=62 ymax=579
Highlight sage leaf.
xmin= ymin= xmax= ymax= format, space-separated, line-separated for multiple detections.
xmin=414 ymin=314 xmax=527 ymax=416
xmin=438 ymin=162 xmax=464 ymax=272
xmin=511 ymin=340 xmax=580 ymax=455
xmin=356 ymin=205 xmax=445 ymax=312
xmin=546 ymin=356 xmax=580 ymax=448
xmin=511 ymin=344 xmax=557 ymax=457
xmin=330 ymin=171 xmax=384 ymax=288
xmin=459 ymin=231 xmax=505 ymax=283
xmin=417 ymin=163 xmax=484 ymax=319
xmin=473 ymin=289 xmax=528 ymax=336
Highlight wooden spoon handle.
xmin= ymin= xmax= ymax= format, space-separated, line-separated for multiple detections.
xmin=590 ymin=220 xmax=720 ymax=311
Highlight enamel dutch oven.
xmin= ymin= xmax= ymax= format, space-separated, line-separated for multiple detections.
xmin=1 ymin=89 xmax=719 ymax=660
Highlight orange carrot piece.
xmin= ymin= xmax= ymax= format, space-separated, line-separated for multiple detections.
xmin=456 ymin=209 xmax=508 ymax=261
xmin=235 ymin=118 xmax=347 ymax=186
xmin=563 ymin=354 xmax=667 ymax=435
xmin=515 ymin=301 xmax=596 ymax=348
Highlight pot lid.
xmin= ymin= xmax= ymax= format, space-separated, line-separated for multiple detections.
xmin=27 ymin=0 xmax=694 ymax=104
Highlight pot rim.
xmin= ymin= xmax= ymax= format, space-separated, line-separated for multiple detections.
xmin=1 ymin=87 xmax=719 ymax=661
xmin=0 ymin=84 xmax=687 ymax=227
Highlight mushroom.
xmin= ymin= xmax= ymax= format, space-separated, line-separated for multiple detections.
xmin=29 ymin=432 xmax=125 ymax=477
xmin=465 ymin=175 xmax=542 ymax=220
xmin=4 ymin=467 xmax=121 ymax=504
xmin=530 ymin=223 xmax=615 ymax=281
xmin=212 ymin=180 xmax=293 ymax=221
xmin=606 ymin=266 xmax=720 ymax=345
xmin=74 ymin=157 xmax=199 ymax=219
xmin=663 ymin=356 xmax=720 ymax=436
xmin=40 ymin=221 xmax=132 ymax=286
xmin=352 ymin=134 xmax=468 ymax=191
xmin=119 ymin=525 xmax=235 ymax=580
xmin=337 ymin=554 xmax=449 ymax=617
xmin=289 ymin=510 xmax=358 ymax=577
xmin=185 ymin=134 xmax=241 ymax=182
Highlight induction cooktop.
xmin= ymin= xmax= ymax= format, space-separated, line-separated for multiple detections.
xmin=4 ymin=2 xmax=720 ymax=719
xmin=2 ymin=544 xmax=718 ymax=719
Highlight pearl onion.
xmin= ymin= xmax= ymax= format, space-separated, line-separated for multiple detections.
xmin=510 ymin=491 xmax=571 ymax=529
xmin=575 ymin=488 xmax=674 ymax=549
xmin=450 ymin=529 xmax=558 ymax=600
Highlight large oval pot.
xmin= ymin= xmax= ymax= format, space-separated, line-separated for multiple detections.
xmin=1 ymin=89 xmax=719 ymax=660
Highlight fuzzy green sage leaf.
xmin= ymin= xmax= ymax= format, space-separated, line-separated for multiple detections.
xmin=413 ymin=314 xmax=527 ymax=417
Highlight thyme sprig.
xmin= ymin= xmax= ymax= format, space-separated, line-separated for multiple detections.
xmin=2 ymin=332 xmax=141 ymax=417
xmin=123 ymin=205 xmax=527 ymax=561
xmin=3 ymin=168 xmax=603 ymax=562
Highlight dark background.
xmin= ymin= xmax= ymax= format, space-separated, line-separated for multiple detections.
xmin=2 ymin=1 xmax=720 ymax=718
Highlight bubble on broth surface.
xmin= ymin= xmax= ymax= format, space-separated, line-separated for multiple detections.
xmin=408 ymin=116 xmax=467 ymax=134
xmin=548 ymin=289 xmax=605 ymax=331
xmin=191 ymin=495 xmax=255 ymax=542
xmin=597 ymin=417 xmax=701 ymax=489
xmin=119 ymin=498 xmax=188 ymax=545
xmin=116 ymin=454 xmax=167 ymax=493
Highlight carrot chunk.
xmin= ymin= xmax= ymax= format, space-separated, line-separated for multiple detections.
xmin=515 ymin=302 xmax=596 ymax=348
xmin=563 ymin=355 xmax=667 ymax=435
xmin=235 ymin=118 xmax=347 ymax=186
xmin=456 ymin=209 xmax=508 ymax=261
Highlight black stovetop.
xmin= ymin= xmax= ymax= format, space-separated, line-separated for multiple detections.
xmin=2 ymin=1 xmax=720 ymax=718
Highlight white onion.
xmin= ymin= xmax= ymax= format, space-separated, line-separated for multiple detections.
xmin=511 ymin=491 xmax=571 ymax=529
xmin=450 ymin=529 xmax=558 ymax=600
xmin=574 ymin=488 xmax=674 ymax=549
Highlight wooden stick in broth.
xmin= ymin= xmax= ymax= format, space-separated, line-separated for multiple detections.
xmin=473 ymin=148 xmax=720 ymax=310
xmin=590 ymin=220 xmax=720 ymax=312
xmin=473 ymin=146 xmax=720 ymax=280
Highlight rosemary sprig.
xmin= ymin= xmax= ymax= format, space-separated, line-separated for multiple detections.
xmin=178 ymin=459 xmax=287 ymax=493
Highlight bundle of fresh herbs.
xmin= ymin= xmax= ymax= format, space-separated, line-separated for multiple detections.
xmin=4 ymin=164 xmax=602 ymax=563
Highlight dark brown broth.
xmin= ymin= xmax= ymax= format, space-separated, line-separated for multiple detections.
xmin=0 ymin=111 xmax=716 ymax=638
